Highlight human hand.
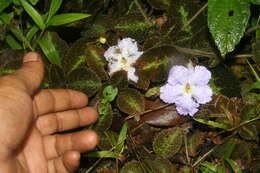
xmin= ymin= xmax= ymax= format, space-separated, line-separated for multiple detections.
xmin=0 ymin=52 xmax=99 ymax=173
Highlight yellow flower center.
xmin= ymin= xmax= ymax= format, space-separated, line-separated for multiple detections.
xmin=121 ymin=57 xmax=130 ymax=67
xmin=184 ymin=83 xmax=192 ymax=94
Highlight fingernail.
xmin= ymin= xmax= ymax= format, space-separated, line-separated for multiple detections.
xmin=23 ymin=52 xmax=39 ymax=63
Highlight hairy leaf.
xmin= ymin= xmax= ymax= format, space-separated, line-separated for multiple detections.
xmin=116 ymin=88 xmax=145 ymax=115
xmin=153 ymin=127 xmax=183 ymax=158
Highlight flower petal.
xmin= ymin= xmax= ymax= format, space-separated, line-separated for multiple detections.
xmin=104 ymin=46 xmax=120 ymax=61
xmin=160 ymin=84 xmax=177 ymax=104
xmin=192 ymin=85 xmax=213 ymax=104
xmin=176 ymin=104 xmax=198 ymax=116
xmin=174 ymin=94 xmax=199 ymax=111
xmin=108 ymin=62 xmax=122 ymax=75
xmin=168 ymin=66 xmax=190 ymax=85
xmin=127 ymin=66 xmax=139 ymax=82
xmin=190 ymin=66 xmax=211 ymax=85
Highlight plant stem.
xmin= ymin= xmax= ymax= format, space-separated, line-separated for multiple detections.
xmin=125 ymin=103 xmax=171 ymax=120
xmin=182 ymin=2 xmax=208 ymax=30
xmin=247 ymin=59 xmax=260 ymax=81
xmin=192 ymin=146 xmax=217 ymax=168
xmin=133 ymin=0 xmax=152 ymax=25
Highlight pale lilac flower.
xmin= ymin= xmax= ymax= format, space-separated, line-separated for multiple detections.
xmin=160 ymin=65 xmax=213 ymax=116
xmin=104 ymin=38 xmax=143 ymax=83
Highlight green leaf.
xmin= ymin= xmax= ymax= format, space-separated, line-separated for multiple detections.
xmin=46 ymin=0 xmax=62 ymax=23
xmin=0 ymin=0 xmax=12 ymax=13
xmin=94 ymin=103 xmax=113 ymax=132
xmin=26 ymin=25 xmax=39 ymax=42
xmin=116 ymin=122 xmax=128 ymax=153
xmin=248 ymin=81 xmax=260 ymax=91
xmin=38 ymin=32 xmax=61 ymax=66
xmin=28 ymin=0 xmax=38 ymax=5
xmin=120 ymin=160 xmax=145 ymax=173
xmin=67 ymin=68 xmax=102 ymax=97
xmin=0 ymin=12 xmax=14 ymax=24
xmin=208 ymin=0 xmax=250 ymax=56
xmin=85 ymin=44 xmax=109 ymax=80
xmin=199 ymin=161 xmax=218 ymax=173
xmin=6 ymin=34 xmax=23 ymax=49
xmin=101 ymin=85 xmax=118 ymax=104
xmin=116 ymin=88 xmax=145 ymax=115
xmin=19 ymin=0 xmax=46 ymax=30
xmin=193 ymin=118 xmax=229 ymax=130
xmin=251 ymin=0 xmax=260 ymax=5
xmin=85 ymin=151 xmax=118 ymax=158
xmin=225 ymin=158 xmax=243 ymax=173
xmin=47 ymin=13 xmax=91 ymax=26
xmin=153 ymin=127 xmax=183 ymax=158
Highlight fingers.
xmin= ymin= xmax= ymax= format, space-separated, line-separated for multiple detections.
xmin=0 ymin=52 xmax=44 ymax=95
xmin=44 ymin=130 xmax=99 ymax=160
xmin=48 ymin=151 xmax=80 ymax=173
xmin=33 ymin=89 xmax=88 ymax=116
xmin=36 ymin=107 xmax=98 ymax=135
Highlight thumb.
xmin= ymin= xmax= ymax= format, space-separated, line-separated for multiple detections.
xmin=10 ymin=52 xmax=44 ymax=95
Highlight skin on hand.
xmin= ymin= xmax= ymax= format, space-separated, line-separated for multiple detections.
xmin=0 ymin=52 xmax=99 ymax=173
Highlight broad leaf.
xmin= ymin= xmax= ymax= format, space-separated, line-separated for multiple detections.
xmin=116 ymin=88 xmax=145 ymax=115
xmin=208 ymin=0 xmax=250 ymax=56
xmin=120 ymin=160 xmax=145 ymax=173
xmin=19 ymin=0 xmax=46 ymax=30
xmin=47 ymin=13 xmax=91 ymax=26
xmin=85 ymin=44 xmax=108 ymax=80
xmin=141 ymin=99 xmax=190 ymax=126
xmin=94 ymin=103 xmax=113 ymax=132
xmin=153 ymin=127 xmax=183 ymax=158
xmin=144 ymin=156 xmax=176 ymax=173
xmin=67 ymin=68 xmax=102 ymax=97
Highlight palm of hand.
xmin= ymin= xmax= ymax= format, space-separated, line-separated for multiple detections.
xmin=0 ymin=52 xmax=98 ymax=173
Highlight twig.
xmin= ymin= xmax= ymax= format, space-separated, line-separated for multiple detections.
xmin=133 ymin=0 xmax=152 ymax=25
xmin=184 ymin=133 xmax=191 ymax=164
xmin=125 ymin=104 xmax=171 ymax=120
xmin=247 ymin=59 xmax=260 ymax=81
xmin=182 ymin=3 xmax=208 ymax=30
xmin=192 ymin=146 xmax=217 ymax=168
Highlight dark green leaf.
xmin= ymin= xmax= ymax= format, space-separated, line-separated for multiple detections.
xmin=208 ymin=0 xmax=250 ymax=56
xmin=0 ymin=0 xmax=12 ymax=13
xmin=67 ymin=67 xmax=101 ymax=97
xmin=38 ymin=32 xmax=62 ymax=66
xmin=85 ymin=44 xmax=108 ymax=80
xmin=144 ymin=157 xmax=176 ymax=173
xmin=251 ymin=0 xmax=260 ymax=5
xmin=248 ymin=81 xmax=260 ymax=91
xmin=19 ymin=0 xmax=46 ymax=30
xmin=94 ymin=103 xmax=113 ymax=132
xmin=120 ymin=160 xmax=145 ymax=173
xmin=116 ymin=88 xmax=145 ymax=115
xmin=153 ymin=127 xmax=183 ymax=158
xmin=47 ymin=13 xmax=91 ymax=26
xmin=147 ymin=0 xmax=171 ymax=10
